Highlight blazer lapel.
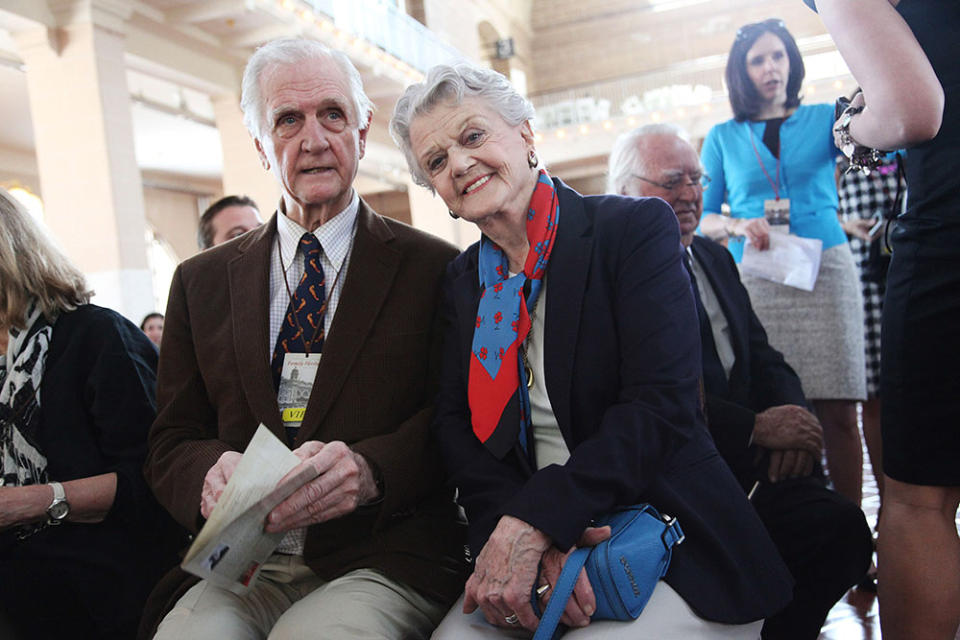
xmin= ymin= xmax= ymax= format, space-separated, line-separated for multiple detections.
xmin=692 ymin=238 xmax=748 ymax=392
xmin=296 ymin=201 xmax=401 ymax=442
xmin=543 ymin=180 xmax=593 ymax=441
xmin=228 ymin=214 xmax=285 ymax=440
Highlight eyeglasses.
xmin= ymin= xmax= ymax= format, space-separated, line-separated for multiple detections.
xmin=631 ymin=173 xmax=711 ymax=192
xmin=735 ymin=18 xmax=786 ymax=41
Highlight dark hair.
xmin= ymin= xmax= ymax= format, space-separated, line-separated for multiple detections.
xmin=725 ymin=19 xmax=805 ymax=122
xmin=198 ymin=195 xmax=259 ymax=249
xmin=140 ymin=312 xmax=163 ymax=331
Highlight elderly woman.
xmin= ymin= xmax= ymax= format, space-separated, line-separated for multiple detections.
xmin=0 ymin=190 xmax=184 ymax=639
xmin=390 ymin=64 xmax=793 ymax=639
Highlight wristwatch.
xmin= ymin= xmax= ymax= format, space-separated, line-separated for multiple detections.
xmin=45 ymin=481 xmax=70 ymax=525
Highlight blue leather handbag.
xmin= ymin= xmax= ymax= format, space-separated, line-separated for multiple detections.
xmin=531 ymin=504 xmax=684 ymax=640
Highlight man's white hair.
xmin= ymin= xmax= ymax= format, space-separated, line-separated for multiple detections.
xmin=606 ymin=123 xmax=691 ymax=194
xmin=240 ymin=38 xmax=374 ymax=139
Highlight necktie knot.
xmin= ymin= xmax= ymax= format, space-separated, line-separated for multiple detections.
xmin=300 ymin=232 xmax=322 ymax=258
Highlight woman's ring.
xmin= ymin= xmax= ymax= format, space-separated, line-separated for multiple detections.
xmin=536 ymin=583 xmax=551 ymax=597
xmin=504 ymin=613 xmax=520 ymax=625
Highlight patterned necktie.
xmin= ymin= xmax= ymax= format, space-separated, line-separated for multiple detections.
xmin=272 ymin=233 xmax=326 ymax=392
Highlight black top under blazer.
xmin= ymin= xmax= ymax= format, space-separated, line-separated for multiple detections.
xmin=433 ymin=179 xmax=793 ymax=624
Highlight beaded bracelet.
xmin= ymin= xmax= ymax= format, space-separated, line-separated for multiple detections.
xmin=834 ymin=105 xmax=885 ymax=174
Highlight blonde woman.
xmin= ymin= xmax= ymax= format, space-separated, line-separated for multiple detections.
xmin=0 ymin=190 xmax=183 ymax=639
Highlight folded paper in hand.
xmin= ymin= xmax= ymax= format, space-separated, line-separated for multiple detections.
xmin=740 ymin=231 xmax=823 ymax=291
xmin=181 ymin=425 xmax=318 ymax=593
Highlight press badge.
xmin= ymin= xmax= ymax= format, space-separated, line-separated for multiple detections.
xmin=277 ymin=353 xmax=319 ymax=429
xmin=764 ymin=198 xmax=790 ymax=229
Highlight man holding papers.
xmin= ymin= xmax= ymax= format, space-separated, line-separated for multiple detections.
xmin=144 ymin=38 xmax=466 ymax=639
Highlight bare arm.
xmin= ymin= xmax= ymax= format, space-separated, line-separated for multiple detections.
xmin=815 ymin=0 xmax=943 ymax=148
xmin=0 ymin=473 xmax=117 ymax=530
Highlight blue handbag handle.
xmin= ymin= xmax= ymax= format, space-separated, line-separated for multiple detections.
xmin=532 ymin=546 xmax=590 ymax=640
xmin=531 ymin=512 xmax=684 ymax=640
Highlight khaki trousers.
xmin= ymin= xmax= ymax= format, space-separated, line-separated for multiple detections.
xmin=154 ymin=554 xmax=447 ymax=640
xmin=431 ymin=581 xmax=764 ymax=639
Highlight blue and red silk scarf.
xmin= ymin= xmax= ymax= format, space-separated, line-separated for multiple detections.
xmin=468 ymin=171 xmax=559 ymax=459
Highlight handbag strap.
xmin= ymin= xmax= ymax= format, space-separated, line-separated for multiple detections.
xmin=532 ymin=546 xmax=590 ymax=640
xmin=531 ymin=513 xmax=685 ymax=640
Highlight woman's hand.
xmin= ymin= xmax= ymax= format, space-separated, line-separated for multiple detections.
xmin=463 ymin=515 xmax=551 ymax=631
xmin=536 ymin=526 xmax=612 ymax=629
xmin=732 ymin=217 xmax=772 ymax=251
xmin=840 ymin=217 xmax=874 ymax=241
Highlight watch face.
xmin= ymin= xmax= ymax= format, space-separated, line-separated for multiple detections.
xmin=48 ymin=501 xmax=70 ymax=520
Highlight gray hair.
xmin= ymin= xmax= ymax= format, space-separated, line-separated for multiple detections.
xmin=606 ymin=123 xmax=691 ymax=195
xmin=389 ymin=63 xmax=536 ymax=190
xmin=240 ymin=38 xmax=373 ymax=139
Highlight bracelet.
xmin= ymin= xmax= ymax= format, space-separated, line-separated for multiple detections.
xmin=834 ymin=105 xmax=885 ymax=174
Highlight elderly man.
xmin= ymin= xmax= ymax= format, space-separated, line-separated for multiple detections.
xmin=144 ymin=39 xmax=467 ymax=639
xmin=609 ymin=124 xmax=872 ymax=640
xmin=197 ymin=194 xmax=263 ymax=249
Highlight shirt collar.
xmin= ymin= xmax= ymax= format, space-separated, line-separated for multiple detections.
xmin=276 ymin=191 xmax=360 ymax=272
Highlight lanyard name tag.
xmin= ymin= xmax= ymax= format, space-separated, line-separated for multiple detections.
xmin=278 ymin=353 xmax=320 ymax=428
xmin=764 ymin=198 xmax=790 ymax=228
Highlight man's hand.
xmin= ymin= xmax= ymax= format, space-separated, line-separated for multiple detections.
xmin=752 ymin=405 xmax=823 ymax=454
xmin=536 ymin=526 xmax=611 ymax=629
xmin=463 ymin=516 xmax=552 ymax=632
xmin=766 ymin=449 xmax=817 ymax=482
xmin=264 ymin=441 xmax=379 ymax=533
xmin=200 ymin=451 xmax=243 ymax=519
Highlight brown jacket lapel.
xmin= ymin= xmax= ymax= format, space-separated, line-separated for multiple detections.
xmin=228 ymin=215 xmax=285 ymax=441
xmin=297 ymin=201 xmax=401 ymax=443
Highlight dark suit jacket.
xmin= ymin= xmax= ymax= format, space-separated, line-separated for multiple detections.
xmin=691 ymin=236 xmax=808 ymax=489
xmin=144 ymin=202 xmax=469 ymax=610
xmin=433 ymin=179 xmax=793 ymax=624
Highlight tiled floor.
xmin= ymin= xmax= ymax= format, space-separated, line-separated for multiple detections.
xmin=815 ymin=410 xmax=960 ymax=640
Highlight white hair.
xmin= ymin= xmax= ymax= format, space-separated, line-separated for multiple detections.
xmin=389 ymin=63 xmax=536 ymax=191
xmin=240 ymin=38 xmax=373 ymax=139
xmin=606 ymin=123 xmax=691 ymax=194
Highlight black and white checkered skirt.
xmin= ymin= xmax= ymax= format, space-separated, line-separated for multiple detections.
xmin=837 ymin=160 xmax=904 ymax=397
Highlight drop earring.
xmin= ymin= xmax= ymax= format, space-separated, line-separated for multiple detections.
xmin=448 ymin=209 xmax=459 ymax=220
xmin=528 ymin=149 xmax=538 ymax=168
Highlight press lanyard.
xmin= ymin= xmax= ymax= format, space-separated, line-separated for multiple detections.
xmin=747 ymin=123 xmax=781 ymax=201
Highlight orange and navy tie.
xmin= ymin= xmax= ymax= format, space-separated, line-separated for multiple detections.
xmin=271 ymin=232 xmax=326 ymax=393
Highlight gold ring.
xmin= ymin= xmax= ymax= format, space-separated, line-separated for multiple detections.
xmin=536 ymin=583 xmax=551 ymax=597
xmin=504 ymin=613 xmax=519 ymax=625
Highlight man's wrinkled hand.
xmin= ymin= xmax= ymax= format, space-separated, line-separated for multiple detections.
xmin=767 ymin=448 xmax=816 ymax=482
xmin=264 ymin=441 xmax=379 ymax=533
xmin=200 ymin=451 xmax=242 ymax=519
xmin=753 ymin=405 xmax=823 ymax=454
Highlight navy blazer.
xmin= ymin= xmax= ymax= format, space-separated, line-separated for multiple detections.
xmin=433 ymin=179 xmax=793 ymax=624
xmin=691 ymin=236 xmax=809 ymax=489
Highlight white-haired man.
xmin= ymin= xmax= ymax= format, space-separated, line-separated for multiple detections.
xmin=609 ymin=124 xmax=873 ymax=640
xmin=144 ymin=39 xmax=467 ymax=639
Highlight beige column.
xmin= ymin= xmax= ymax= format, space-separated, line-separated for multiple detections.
xmin=213 ymin=93 xmax=281 ymax=216
xmin=405 ymin=175 xmax=479 ymax=250
xmin=14 ymin=0 xmax=152 ymax=322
